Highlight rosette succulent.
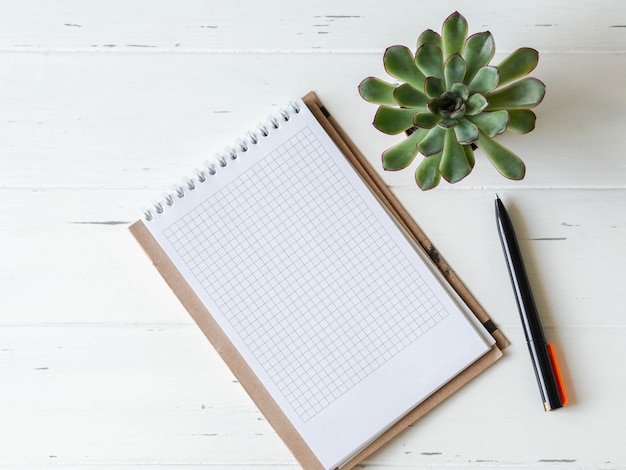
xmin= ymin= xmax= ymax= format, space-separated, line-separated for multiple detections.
xmin=359 ymin=12 xmax=546 ymax=189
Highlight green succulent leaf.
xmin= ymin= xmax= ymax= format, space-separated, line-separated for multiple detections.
xmin=507 ymin=109 xmax=537 ymax=134
xmin=485 ymin=77 xmax=546 ymax=111
xmin=393 ymin=83 xmax=429 ymax=108
xmin=440 ymin=129 xmax=472 ymax=183
xmin=450 ymin=82 xmax=469 ymax=101
xmin=466 ymin=110 xmax=509 ymax=136
xmin=373 ymin=106 xmax=418 ymax=135
xmin=358 ymin=77 xmax=397 ymax=105
xmin=382 ymin=128 xmax=429 ymax=170
xmin=444 ymin=54 xmax=467 ymax=89
xmin=437 ymin=117 xmax=458 ymax=129
xmin=465 ymin=93 xmax=488 ymax=115
xmin=463 ymin=143 xmax=475 ymax=169
xmin=477 ymin=131 xmax=526 ymax=179
xmin=450 ymin=103 xmax=466 ymax=120
xmin=415 ymin=43 xmax=444 ymax=80
xmin=453 ymin=118 xmax=479 ymax=144
xmin=425 ymin=76 xmax=445 ymax=98
xmin=384 ymin=45 xmax=427 ymax=89
xmin=417 ymin=29 xmax=442 ymax=49
xmin=427 ymin=98 xmax=439 ymax=115
xmin=418 ymin=125 xmax=446 ymax=156
xmin=413 ymin=112 xmax=439 ymax=129
xmin=415 ymin=151 xmax=443 ymax=190
xmin=442 ymin=12 xmax=468 ymax=58
xmin=497 ymin=48 xmax=539 ymax=87
xmin=463 ymin=32 xmax=496 ymax=83
xmin=468 ymin=65 xmax=499 ymax=95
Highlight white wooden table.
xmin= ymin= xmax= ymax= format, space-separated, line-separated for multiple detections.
xmin=2 ymin=2 xmax=625 ymax=469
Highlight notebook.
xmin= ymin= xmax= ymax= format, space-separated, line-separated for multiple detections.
xmin=130 ymin=92 xmax=507 ymax=470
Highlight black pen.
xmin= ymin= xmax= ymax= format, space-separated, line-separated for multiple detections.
xmin=495 ymin=195 xmax=567 ymax=411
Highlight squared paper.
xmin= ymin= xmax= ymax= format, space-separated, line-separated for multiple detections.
xmin=136 ymin=99 xmax=495 ymax=469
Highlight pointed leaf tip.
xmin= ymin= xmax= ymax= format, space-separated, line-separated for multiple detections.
xmin=417 ymin=29 xmax=442 ymax=49
xmin=384 ymin=45 xmax=427 ymax=89
xmin=358 ymin=77 xmax=397 ymax=105
xmin=477 ymin=131 xmax=526 ymax=179
xmin=415 ymin=152 xmax=442 ymax=190
xmin=382 ymin=128 xmax=428 ymax=170
xmin=442 ymin=12 xmax=468 ymax=58
xmin=463 ymin=31 xmax=496 ymax=83
xmin=497 ymin=48 xmax=539 ymax=86
xmin=485 ymin=77 xmax=546 ymax=111
xmin=507 ymin=109 xmax=537 ymax=134
xmin=415 ymin=43 xmax=444 ymax=80
xmin=373 ymin=106 xmax=419 ymax=135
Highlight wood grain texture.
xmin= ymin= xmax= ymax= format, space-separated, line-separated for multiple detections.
xmin=1 ymin=0 xmax=625 ymax=53
xmin=1 ymin=1 xmax=625 ymax=468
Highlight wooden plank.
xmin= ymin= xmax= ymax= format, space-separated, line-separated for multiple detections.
xmin=0 ymin=0 xmax=625 ymax=53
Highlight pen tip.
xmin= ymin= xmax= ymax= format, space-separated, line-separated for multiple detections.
xmin=495 ymin=193 xmax=500 ymax=200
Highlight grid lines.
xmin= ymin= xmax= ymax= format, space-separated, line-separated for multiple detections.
xmin=163 ymin=127 xmax=448 ymax=422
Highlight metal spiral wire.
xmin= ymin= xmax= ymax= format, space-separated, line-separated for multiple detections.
xmin=141 ymin=100 xmax=301 ymax=221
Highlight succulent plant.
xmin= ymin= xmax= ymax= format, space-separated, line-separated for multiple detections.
xmin=359 ymin=11 xmax=546 ymax=189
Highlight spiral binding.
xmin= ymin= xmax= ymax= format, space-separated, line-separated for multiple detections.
xmin=142 ymin=100 xmax=301 ymax=221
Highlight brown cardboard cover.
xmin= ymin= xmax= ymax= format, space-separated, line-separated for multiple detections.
xmin=129 ymin=92 xmax=507 ymax=470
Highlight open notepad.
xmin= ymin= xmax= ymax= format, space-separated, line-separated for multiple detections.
xmin=130 ymin=93 xmax=506 ymax=470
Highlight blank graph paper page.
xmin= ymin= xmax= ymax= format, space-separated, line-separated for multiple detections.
xmin=144 ymin=100 xmax=492 ymax=469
